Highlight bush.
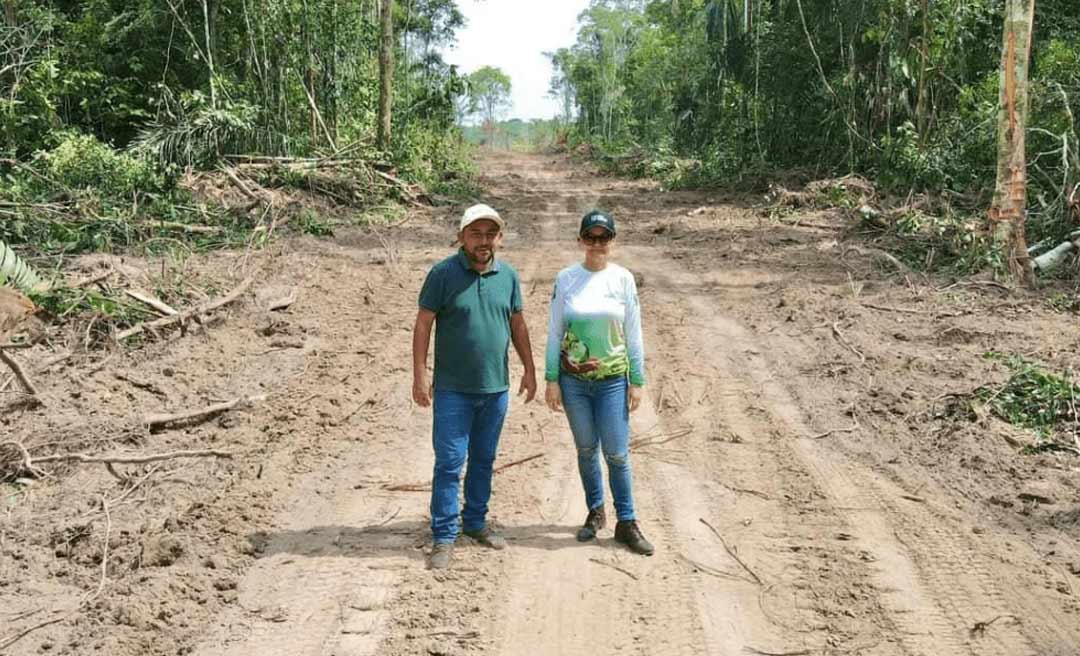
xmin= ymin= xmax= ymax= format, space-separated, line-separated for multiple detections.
xmin=42 ymin=131 xmax=166 ymax=197
xmin=392 ymin=124 xmax=477 ymax=197
xmin=979 ymin=353 xmax=1080 ymax=443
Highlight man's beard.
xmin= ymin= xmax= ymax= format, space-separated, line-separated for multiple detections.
xmin=464 ymin=245 xmax=494 ymax=265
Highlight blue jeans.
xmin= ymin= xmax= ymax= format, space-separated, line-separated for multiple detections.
xmin=430 ymin=389 xmax=509 ymax=544
xmin=559 ymin=375 xmax=636 ymax=521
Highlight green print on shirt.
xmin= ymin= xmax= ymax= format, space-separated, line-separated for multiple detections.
xmin=560 ymin=318 xmax=629 ymax=380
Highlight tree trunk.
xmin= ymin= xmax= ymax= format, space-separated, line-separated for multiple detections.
xmin=988 ymin=0 xmax=1036 ymax=284
xmin=328 ymin=0 xmax=339 ymax=143
xmin=376 ymin=0 xmax=394 ymax=152
xmin=200 ymin=0 xmax=218 ymax=109
xmin=915 ymin=0 xmax=930 ymax=144
xmin=4 ymin=0 xmax=16 ymax=27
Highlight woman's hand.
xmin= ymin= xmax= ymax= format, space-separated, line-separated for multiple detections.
xmin=628 ymin=384 xmax=643 ymax=413
xmin=545 ymin=381 xmax=563 ymax=413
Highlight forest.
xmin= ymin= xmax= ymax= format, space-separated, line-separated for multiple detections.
xmin=3 ymin=1 xmax=1078 ymax=284
xmin=550 ymin=0 xmax=1080 ymax=280
xmin=3 ymin=3 xmax=1080 ymax=655
xmin=1 ymin=0 xmax=472 ymax=276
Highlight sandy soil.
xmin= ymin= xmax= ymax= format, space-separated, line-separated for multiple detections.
xmin=2 ymin=151 xmax=1079 ymax=656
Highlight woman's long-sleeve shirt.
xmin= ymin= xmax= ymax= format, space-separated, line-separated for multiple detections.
xmin=544 ymin=262 xmax=646 ymax=386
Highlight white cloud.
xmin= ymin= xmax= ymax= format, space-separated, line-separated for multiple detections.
xmin=442 ymin=0 xmax=587 ymax=121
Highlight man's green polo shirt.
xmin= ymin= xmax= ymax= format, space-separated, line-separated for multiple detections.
xmin=419 ymin=249 xmax=523 ymax=394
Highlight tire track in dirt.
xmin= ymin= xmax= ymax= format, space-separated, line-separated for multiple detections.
xmin=626 ymin=260 xmax=898 ymax=656
xmin=632 ymin=253 xmax=1037 ymax=656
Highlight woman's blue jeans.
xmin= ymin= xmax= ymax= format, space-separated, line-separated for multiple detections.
xmin=559 ymin=375 xmax=636 ymax=521
xmin=430 ymin=390 xmax=509 ymax=544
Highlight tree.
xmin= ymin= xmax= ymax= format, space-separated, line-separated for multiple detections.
xmin=545 ymin=49 xmax=575 ymax=125
xmin=377 ymin=0 xmax=395 ymax=151
xmin=468 ymin=66 xmax=512 ymax=145
xmin=989 ymin=0 xmax=1036 ymax=283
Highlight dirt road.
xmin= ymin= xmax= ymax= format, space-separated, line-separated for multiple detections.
xmin=3 ymin=152 xmax=1079 ymax=655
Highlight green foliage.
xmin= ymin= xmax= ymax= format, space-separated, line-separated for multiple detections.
xmin=979 ymin=353 xmax=1080 ymax=441
xmin=0 ymin=240 xmax=45 ymax=293
xmin=392 ymin=123 xmax=477 ymax=197
xmin=43 ymin=132 xmax=163 ymax=197
xmin=1046 ymin=292 xmax=1080 ymax=313
xmin=0 ymin=133 xmax=250 ymax=256
xmin=551 ymin=0 xmax=1080 ymax=274
xmin=466 ymin=66 xmax=513 ymax=143
xmin=297 ymin=210 xmax=334 ymax=237
xmin=865 ymin=208 xmax=996 ymax=275
xmin=3 ymin=0 xmax=471 ymax=180
xmin=130 ymin=90 xmax=281 ymax=168
xmin=462 ymin=118 xmax=565 ymax=152
xmin=31 ymin=285 xmax=151 ymax=329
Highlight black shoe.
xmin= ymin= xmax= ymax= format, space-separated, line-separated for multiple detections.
xmin=576 ymin=506 xmax=607 ymax=542
xmin=614 ymin=520 xmax=655 ymax=556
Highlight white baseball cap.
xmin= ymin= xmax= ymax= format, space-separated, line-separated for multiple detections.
xmin=459 ymin=203 xmax=504 ymax=232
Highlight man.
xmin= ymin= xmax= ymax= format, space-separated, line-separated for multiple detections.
xmin=412 ymin=203 xmax=537 ymax=570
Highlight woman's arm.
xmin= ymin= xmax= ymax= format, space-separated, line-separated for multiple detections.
xmin=624 ymin=272 xmax=646 ymax=388
xmin=544 ymin=274 xmax=567 ymax=383
xmin=544 ymin=274 xmax=568 ymax=412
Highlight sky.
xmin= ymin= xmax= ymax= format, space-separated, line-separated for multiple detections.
xmin=441 ymin=0 xmax=588 ymax=122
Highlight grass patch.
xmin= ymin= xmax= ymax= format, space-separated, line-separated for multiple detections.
xmin=979 ymin=352 xmax=1079 ymax=451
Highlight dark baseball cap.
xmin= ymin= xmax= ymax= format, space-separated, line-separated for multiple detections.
xmin=579 ymin=210 xmax=616 ymax=236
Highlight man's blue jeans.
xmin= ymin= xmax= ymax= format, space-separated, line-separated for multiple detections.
xmin=559 ymin=375 xmax=636 ymax=521
xmin=430 ymin=389 xmax=509 ymax=544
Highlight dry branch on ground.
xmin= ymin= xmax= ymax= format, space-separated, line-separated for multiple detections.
xmin=117 ymin=276 xmax=254 ymax=341
xmin=144 ymin=394 xmax=267 ymax=429
xmin=0 ymin=349 xmax=39 ymax=396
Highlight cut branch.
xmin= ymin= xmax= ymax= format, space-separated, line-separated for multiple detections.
xmin=384 ymin=451 xmax=546 ymax=492
xmin=0 ymin=349 xmax=39 ymax=396
xmin=588 ymin=557 xmax=639 ymax=580
xmin=831 ymin=322 xmax=866 ymax=364
xmin=144 ymin=220 xmax=223 ymax=234
xmin=807 ymin=421 xmax=860 ymax=440
xmin=32 ymin=448 xmax=234 ymax=466
xmin=144 ymin=394 xmax=266 ymax=429
xmin=699 ymin=518 xmax=763 ymax=585
xmin=117 ymin=276 xmax=253 ymax=341
xmin=125 ymin=290 xmax=178 ymax=316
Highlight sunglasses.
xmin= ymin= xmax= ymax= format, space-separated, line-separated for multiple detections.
xmin=581 ymin=232 xmax=614 ymax=245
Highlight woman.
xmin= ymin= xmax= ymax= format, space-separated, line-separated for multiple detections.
xmin=544 ymin=209 xmax=654 ymax=556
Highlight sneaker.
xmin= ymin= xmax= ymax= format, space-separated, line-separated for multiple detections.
xmin=614 ymin=520 xmax=655 ymax=556
xmin=429 ymin=543 xmax=454 ymax=569
xmin=462 ymin=526 xmax=507 ymax=550
xmin=576 ymin=506 xmax=607 ymax=542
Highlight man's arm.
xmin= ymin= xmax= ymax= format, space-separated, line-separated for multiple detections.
xmin=412 ymin=308 xmax=436 ymax=406
xmin=510 ymin=311 xmax=537 ymax=402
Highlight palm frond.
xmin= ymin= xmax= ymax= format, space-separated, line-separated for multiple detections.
xmin=0 ymin=240 xmax=45 ymax=293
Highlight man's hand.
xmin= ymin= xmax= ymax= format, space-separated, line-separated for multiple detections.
xmin=628 ymin=384 xmax=644 ymax=413
xmin=412 ymin=375 xmax=432 ymax=407
xmin=412 ymin=309 xmax=436 ymax=408
xmin=545 ymin=381 xmax=563 ymax=413
xmin=519 ymin=368 xmax=537 ymax=403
